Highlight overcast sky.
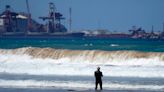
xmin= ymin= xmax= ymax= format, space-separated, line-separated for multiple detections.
xmin=0 ymin=0 xmax=164 ymax=32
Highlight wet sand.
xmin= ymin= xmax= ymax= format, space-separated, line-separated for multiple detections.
xmin=0 ymin=87 xmax=163 ymax=92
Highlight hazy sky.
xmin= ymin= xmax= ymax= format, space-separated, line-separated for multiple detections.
xmin=0 ymin=0 xmax=164 ymax=32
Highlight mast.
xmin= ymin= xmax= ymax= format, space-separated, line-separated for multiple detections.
xmin=151 ymin=25 xmax=154 ymax=33
xmin=69 ymin=7 xmax=72 ymax=32
xmin=163 ymin=22 xmax=164 ymax=32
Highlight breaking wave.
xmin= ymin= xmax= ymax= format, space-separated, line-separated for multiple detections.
xmin=0 ymin=47 xmax=163 ymax=63
xmin=0 ymin=47 xmax=164 ymax=77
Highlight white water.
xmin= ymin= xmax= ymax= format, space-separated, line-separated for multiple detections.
xmin=110 ymin=44 xmax=119 ymax=47
xmin=0 ymin=47 xmax=164 ymax=78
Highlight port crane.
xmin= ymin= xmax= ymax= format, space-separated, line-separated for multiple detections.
xmin=39 ymin=2 xmax=65 ymax=33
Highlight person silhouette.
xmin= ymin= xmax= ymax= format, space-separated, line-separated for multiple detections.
xmin=94 ymin=67 xmax=103 ymax=90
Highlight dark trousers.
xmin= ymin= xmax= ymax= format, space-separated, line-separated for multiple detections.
xmin=95 ymin=81 xmax=102 ymax=90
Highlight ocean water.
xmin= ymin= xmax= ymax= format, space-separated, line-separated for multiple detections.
xmin=0 ymin=38 xmax=164 ymax=91
xmin=0 ymin=38 xmax=164 ymax=52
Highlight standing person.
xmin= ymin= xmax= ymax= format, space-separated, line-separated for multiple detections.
xmin=94 ymin=67 xmax=103 ymax=90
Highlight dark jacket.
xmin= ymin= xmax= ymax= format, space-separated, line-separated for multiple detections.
xmin=94 ymin=70 xmax=103 ymax=82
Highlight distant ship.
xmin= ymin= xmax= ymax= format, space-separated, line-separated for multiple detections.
xmin=1 ymin=1 xmax=163 ymax=40
xmin=0 ymin=2 xmax=85 ymax=38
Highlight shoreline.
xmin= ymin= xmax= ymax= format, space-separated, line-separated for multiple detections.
xmin=0 ymin=87 xmax=163 ymax=92
xmin=0 ymin=73 xmax=164 ymax=92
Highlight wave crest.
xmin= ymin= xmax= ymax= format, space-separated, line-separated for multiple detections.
xmin=0 ymin=47 xmax=163 ymax=62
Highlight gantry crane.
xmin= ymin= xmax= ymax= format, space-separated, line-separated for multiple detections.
xmin=39 ymin=2 xmax=64 ymax=33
